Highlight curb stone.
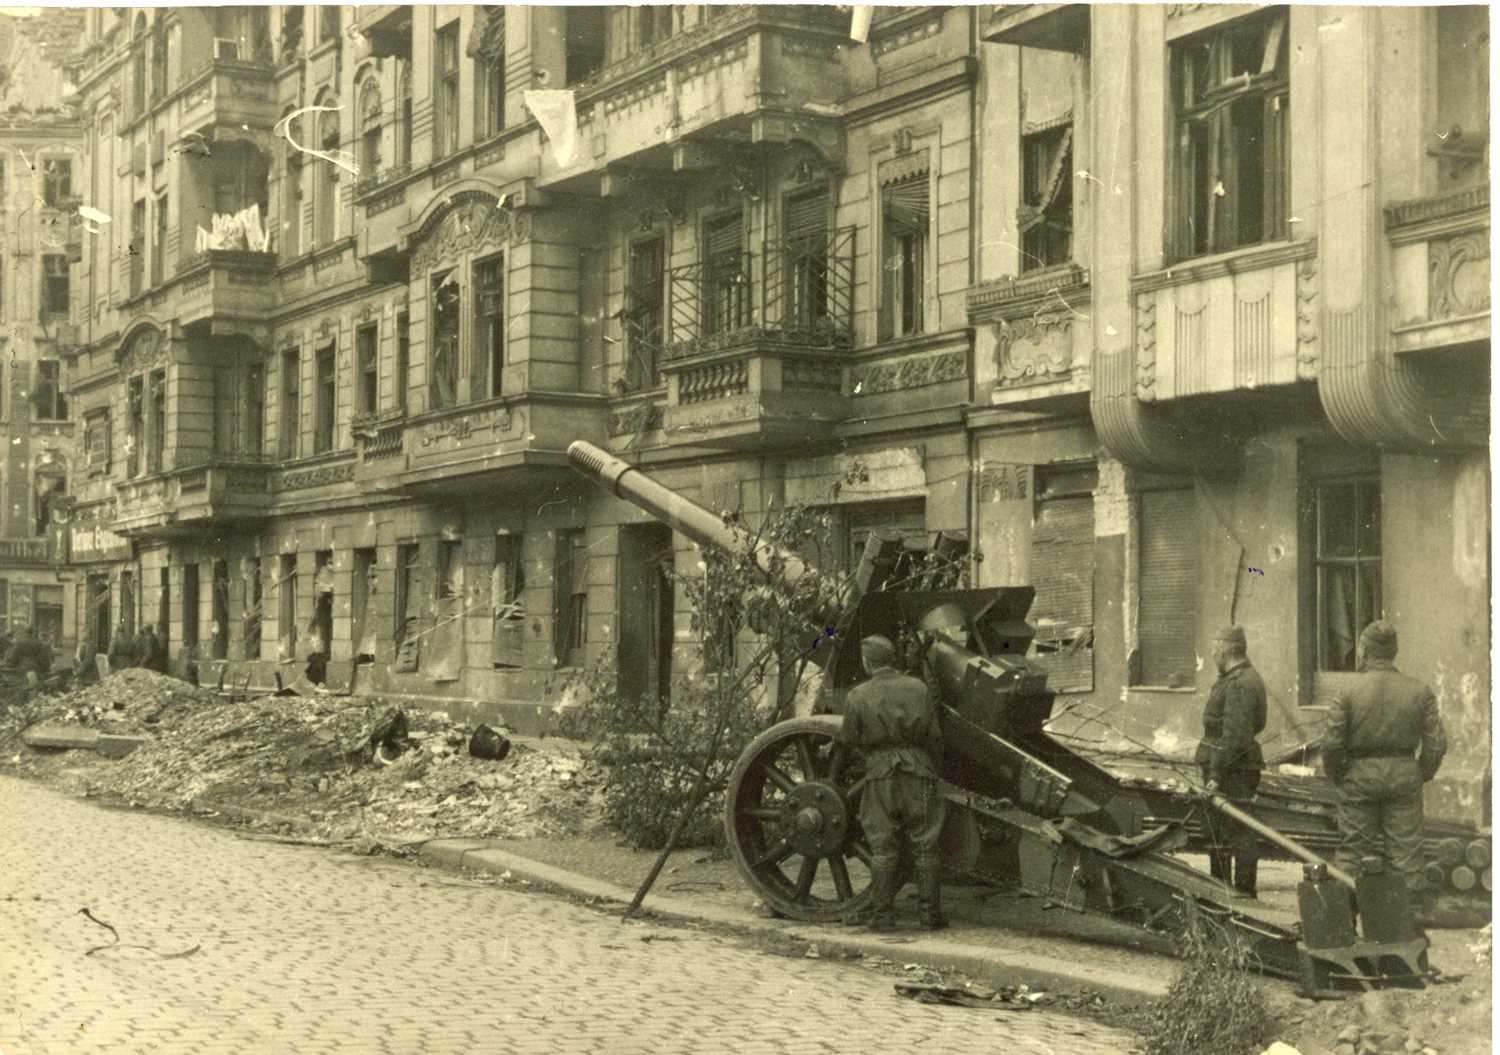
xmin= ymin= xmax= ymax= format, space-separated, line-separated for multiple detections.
xmin=418 ymin=839 xmax=1173 ymax=1006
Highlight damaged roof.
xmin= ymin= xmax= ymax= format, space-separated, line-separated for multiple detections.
xmin=0 ymin=9 xmax=83 ymax=120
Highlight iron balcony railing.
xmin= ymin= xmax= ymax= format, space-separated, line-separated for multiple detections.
xmin=662 ymin=227 xmax=855 ymax=360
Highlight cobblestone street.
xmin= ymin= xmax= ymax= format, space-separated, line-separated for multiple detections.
xmin=2 ymin=776 xmax=1139 ymax=1054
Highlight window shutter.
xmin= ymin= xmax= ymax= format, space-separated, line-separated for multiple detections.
xmin=703 ymin=213 xmax=743 ymax=258
xmin=784 ymin=188 xmax=827 ymax=241
xmin=1137 ymin=488 xmax=1199 ymax=687
xmin=1030 ymin=493 xmax=1094 ymax=693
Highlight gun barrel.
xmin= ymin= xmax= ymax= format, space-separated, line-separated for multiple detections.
xmin=568 ymin=440 xmax=815 ymax=586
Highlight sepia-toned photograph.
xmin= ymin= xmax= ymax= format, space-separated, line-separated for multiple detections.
xmin=0 ymin=3 xmax=1491 ymax=1053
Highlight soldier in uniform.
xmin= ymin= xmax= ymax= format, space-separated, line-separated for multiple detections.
xmin=839 ymin=634 xmax=947 ymax=931
xmin=1321 ymin=620 xmax=1447 ymax=913
xmin=3 ymin=626 xmax=52 ymax=678
xmin=107 ymin=623 xmax=138 ymax=672
xmin=139 ymin=625 xmax=168 ymax=674
xmin=1194 ymin=625 xmax=1267 ymax=897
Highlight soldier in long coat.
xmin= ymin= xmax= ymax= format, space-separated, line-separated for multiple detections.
xmin=1195 ymin=625 xmax=1268 ymax=897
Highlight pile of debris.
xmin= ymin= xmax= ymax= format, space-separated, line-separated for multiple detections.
xmin=5 ymin=673 xmax=606 ymax=847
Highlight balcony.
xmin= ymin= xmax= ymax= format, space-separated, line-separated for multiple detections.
xmin=1385 ymin=185 xmax=1490 ymax=356
xmin=178 ymin=56 xmax=278 ymax=138
xmin=982 ymin=5 xmax=1090 ymax=51
xmin=112 ymin=455 xmax=274 ymax=538
xmin=546 ymin=6 xmax=851 ymax=189
xmin=659 ymin=228 xmax=854 ymax=449
xmin=357 ymin=6 xmax=413 ymax=59
xmin=173 ymin=249 xmax=278 ymax=335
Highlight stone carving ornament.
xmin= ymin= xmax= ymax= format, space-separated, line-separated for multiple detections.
xmin=412 ymin=195 xmax=512 ymax=276
xmin=993 ymin=315 xmax=1072 ymax=386
xmin=1429 ymin=232 xmax=1490 ymax=320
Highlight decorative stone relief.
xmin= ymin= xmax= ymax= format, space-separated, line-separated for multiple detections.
xmin=679 ymin=359 xmax=750 ymax=405
xmin=848 ymin=350 xmax=965 ymax=396
xmin=993 ymin=315 xmax=1072 ymax=387
xmin=1135 ymin=296 xmax=1157 ymax=400
xmin=277 ymin=461 xmax=355 ymax=491
xmin=412 ymin=196 xmax=511 ymax=276
xmin=782 ymin=359 xmax=842 ymax=391
xmin=418 ymin=405 xmax=517 ymax=446
xmin=1295 ymin=258 xmax=1319 ymax=379
xmin=608 ymin=403 xmax=664 ymax=436
xmin=1429 ymin=232 xmax=1490 ymax=320
xmin=120 ymin=327 xmax=165 ymax=373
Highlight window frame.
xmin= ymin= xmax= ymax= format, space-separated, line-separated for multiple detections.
xmin=358 ymin=79 xmax=383 ymax=178
xmin=429 ymin=269 xmax=461 ymax=409
xmin=1019 ymin=121 xmax=1074 ymax=271
xmin=42 ymin=158 xmax=72 ymax=207
xmin=151 ymin=191 xmax=168 ymax=287
xmin=1308 ymin=473 xmax=1382 ymax=674
xmin=313 ymin=342 xmax=337 ymax=454
xmin=85 ymin=409 xmax=112 ymax=477
xmin=395 ymin=311 xmax=410 ymax=412
xmin=316 ymin=104 xmax=340 ymax=245
xmin=434 ymin=23 xmax=461 ymax=158
xmin=279 ymin=348 xmax=301 ymax=460
xmin=355 ymin=321 xmax=379 ymax=417
xmin=32 ymin=359 xmax=68 ymax=421
xmin=42 ymin=254 xmax=70 ymax=317
xmin=625 ymin=235 xmax=666 ymax=389
xmin=878 ymin=171 xmax=930 ymax=342
xmin=473 ymin=252 xmax=505 ymax=400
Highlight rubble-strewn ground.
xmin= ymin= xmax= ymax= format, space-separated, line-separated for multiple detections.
xmin=1 ymin=670 xmax=606 ymax=848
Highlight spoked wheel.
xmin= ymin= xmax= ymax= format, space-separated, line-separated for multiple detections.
xmin=725 ymin=716 xmax=876 ymax=922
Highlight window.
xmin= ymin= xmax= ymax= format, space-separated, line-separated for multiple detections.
xmin=151 ymin=193 xmax=168 ymax=287
xmin=280 ymin=7 xmax=303 ymax=60
xmin=396 ymin=65 xmax=413 ymax=168
xmin=473 ymin=8 xmax=506 ymax=139
xmin=1134 ymin=488 xmax=1199 ymax=687
xmin=1029 ymin=466 xmax=1096 ymax=693
xmin=85 ymin=411 xmax=111 ymax=476
xmin=317 ymin=107 xmax=339 ymax=244
xmin=1171 ymin=8 xmax=1289 ymax=259
xmin=1433 ymin=6 xmax=1490 ymax=189
xmin=0 ymin=581 xmax=8 ymax=635
xmin=702 ymin=213 xmax=749 ymax=337
xmin=279 ymin=348 xmax=300 ymax=459
xmin=358 ymin=80 xmax=382 ymax=177
xmin=314 ymin=343 xmax=336 ymax=453
xmin=32 ymin=586 xmax=63 ymax=647
xmin=278 ymin=552 xmax=298 ymax=660
xmin=636 ymin=6 xmax=676 ymax=48
xmin=395 ymin=312 xmax=410 ymax=411
xmin=246 ymin=361 xmax=265 ymax=455
xmin=319 ymin=4 xmax=340 ymax=45
xmin=131 ymin=25 xmax=147 ymax=115
xmin=43 ymin=159 xmax=72 ymax=206
xmin=147 ymin=370 xmax=165 ymax=473
xmin=244 ymin=558 xmax=263 ymax=659
xmin=34 ymin=470 xmax=66 ymax=535
xmin=784 ymin=187 xmax=830 ymax=328
xmin=430 ymin=270 xmax=460 ymax=409
xmin=356 ymin=323 xmax=378 ymax=416
xmin=1020 ymin=123 xmax=1073 ymax=270
xmin=625 ymin=237 xmax=665 ymax=388
xmin=352 ymin=547 xmax=376 ymax=662
xmin=1312 ymin=477 xmax=1381 ymax=672
xmin=212 ymin=364 xmax=240 ymax=455
xmin=42 ymin=255 xmax=70 ymax=317
xmin=554 ymin=529 xmax=587 ymax=667
xmin=284 ymin=149 xmax=303 ymax=258
xmin=127 ymin=376 xmax=144 ymax=476
xmin=492 ymin=533 xmax=525 ymax=668
xmin=473 ymin=255 xmax=504 ymax=399
xmin=211 ymin=561 xmax=230 ymax=660
xmin=129 ymin=199 xmax=145 ymax=297
xmin=435 ymin=23 xmax=460 ymax=157
xmin=32 ymin=360 xmax=67 ymax=421
xmin=565 ymin=8 xmax=607 ymax=86
xmin=880 ymin=172 xmax=929 ymax=340
xmin=151 ymin=19 xmax=167 ymax=100
xmin=394 ymin=541 xmax=420 ymax=655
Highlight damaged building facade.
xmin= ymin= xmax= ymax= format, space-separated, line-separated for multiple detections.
xmin=58 ymin=6 xmax=1489 ymax=817
xmin=0 ymin=9 xmax=86 ymax=654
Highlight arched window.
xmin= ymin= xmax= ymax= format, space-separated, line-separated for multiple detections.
xmin=358 ymin=78 xmax=382 ymax=179
xmin=316 ymin=99 xmax=340 ymax=245
xmin=396 ymin=65 xmax=413 ymax=168
xmin=131 ymin=14 xmax=148 ymax=114
xmin=151 ymin=17 xmax=167 ymax=100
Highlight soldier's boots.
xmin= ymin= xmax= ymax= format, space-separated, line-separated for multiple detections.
xmin=917 ymin=863 xmax=948 ymax=930
xmin=863 ymin=865 xmax=899 ymax=933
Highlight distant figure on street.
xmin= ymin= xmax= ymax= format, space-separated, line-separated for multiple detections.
xmin=4 ymin=626 xmax=52 ymax=678
xmin=305 ymin=631 xmax=329 ymax=686
xmin=107 ymin=624 xmax=139 ymax=672
xmin=1195 ymin=625 xmax=1267 ymax=898
xmin=838 ymin=634 xmax=947 ymax=932
xmin=1321 ymin=620 xmax=1447 ymax=913
xmin=139 ymin=625 xmax=168 ymax=674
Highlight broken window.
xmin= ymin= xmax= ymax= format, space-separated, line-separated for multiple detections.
xmin=428 ymin=539 xmax=464 ymax=682
xmin=565 ymin=8 xmax=606 ymax=86
xmin=306 ymin=551 xmax=334 ymax=682
xmin=43 ymin=159 xmax=72 ymax=206
xmin=356 ymin=323 xmax=378 ymax=417
xmin=279 ymin=349 xmax=300 ymax=459
xmin=1312 ymin=476 xmax=1381 ymax=673
xmin=492 ymin=533 xmax=525 ymax=668
xmin=42 ymin=255 xmax=70 ymax=317
xmin=1020 ymin=123 xmax=1073 ymax=270
xmin=85 ymin=410 xmax=111 ymax=476
xmin=359 ymin=78 xmax=382 ymax=178
xmin=130 ymin=199 xmax=146 ymax=297
xmin=625 ymin=237 xmax=665 ymax=388
xmin=182 ymin=564 xmax=200 ymax=654
xmin=352 ymin=548 xmax=376 ymax=662
xmin=435 ymin=23 xmax=460 ymax=157
xmin=148 ymin=370 xmax=165 ymax=473
xmin=152 ymin=192 xmax=167 ymax=287
xmin=879 ymin=172 xmax=928 ymax=341
xmin=1171 ymin=8 xmax=1289 ymax=259
xmin=244 ymin=557 xmax=262 ymax=660
xmin=127 ymin=376 xmax=144 ymax=477
xmin=211 ymin=561 xmax=230 ymax=661
xmin=471 ymin=7 xmax=506 ymax=139
xmin=553 ymin=529 xmax=587 ymax=667
xmin=430 ymin=270 xmax=460 ymax=409
xmin=32 ymin=586 xmax=63 ymax=648
xmin=33 ymin=469 xmax=65 ymax=536
xmin=32 ymin=360 xmax=67 ymax=421
xmin=280 ymin=7 xmax=303 ymax=59
xmin=278 ymin=553 xmax=298 ymax=662
xmin=394 ymin=542 xmax=421 ymax=671
xmin=1134 ymin=488 xmax=1198 ymax=688
xmin=702 ymin=213 xmax=749 ymax=337
xmin=314 ymin=343 xmax=336 ymax=454
xmin=473 ymin=255 xmax=504 ymax=400
xmin=395 ymin=312 xmax=410 ymax=412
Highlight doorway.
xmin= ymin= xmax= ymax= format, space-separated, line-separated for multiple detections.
xmin=617 ymin=523 xmax=675 ymax=709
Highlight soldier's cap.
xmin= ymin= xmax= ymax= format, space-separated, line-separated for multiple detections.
xmin=1212 ymin=625 xmax=1247 ymax=650
xmin=859 ymin=634 xmax=896 ymax=667
xmin=1360 ymin=620 xmax=1398 ymax=659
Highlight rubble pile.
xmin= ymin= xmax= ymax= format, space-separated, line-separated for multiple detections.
xmin=47 ymin=669 xmax=220 ymax=731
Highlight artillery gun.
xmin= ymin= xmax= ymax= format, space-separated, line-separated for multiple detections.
xmin=568 ymin=441 xmax=1436 ymax=993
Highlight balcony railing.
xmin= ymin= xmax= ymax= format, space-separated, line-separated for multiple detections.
xmin=664 ymin=228 xmax=856 ymax=360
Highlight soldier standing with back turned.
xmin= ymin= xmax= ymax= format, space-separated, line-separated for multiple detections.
xmin=839 ymin=634 xmax=947 ymax=932
xmin=1195 ymin=625 xmax=1268 ymax=897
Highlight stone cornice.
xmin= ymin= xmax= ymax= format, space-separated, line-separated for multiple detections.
xmin=1384 ymin=185 xmax=1489 ymax=246
xmin=968 ymin=264 xmax=1091 ymax=322
xmin=1132 ymin=239 xmax=1317 ymax=295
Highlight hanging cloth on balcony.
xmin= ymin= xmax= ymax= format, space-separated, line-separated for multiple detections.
xmin=466 ymin=5 xmax=505 ymax=63
xmin=523 ymin=90 xmax=578 ymax=168
xmin=1016 ymin=125 xmax=1072 ymax=235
